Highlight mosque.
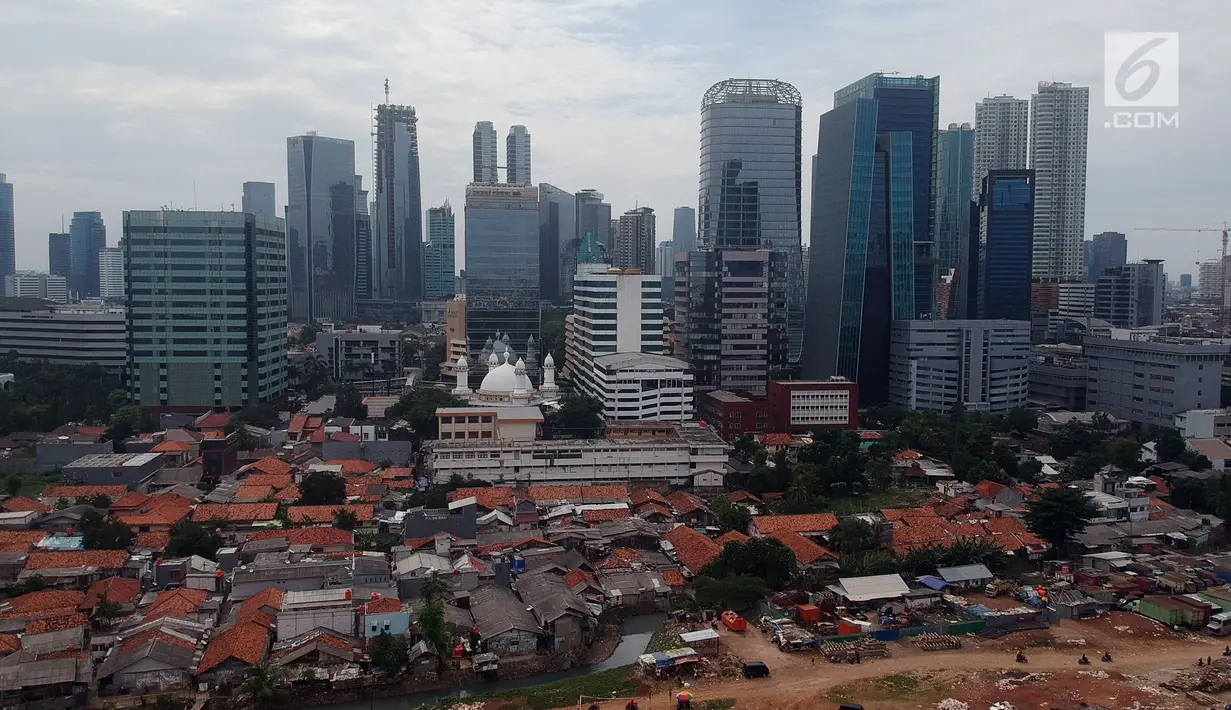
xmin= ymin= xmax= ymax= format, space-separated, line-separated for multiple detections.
xmin=450 ymin=343 xmax=560 ymax=407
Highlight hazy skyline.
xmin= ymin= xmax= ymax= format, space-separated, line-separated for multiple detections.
xmin=3 ymin=0 xmax=1228 ymax=274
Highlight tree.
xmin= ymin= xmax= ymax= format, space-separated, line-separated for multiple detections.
xmin=866 ymin=456 xmax=893 ymax=491
xmin=371 ymin=631 xmax=409 ymax=675
xmin=1179 ymin=449 xmax=1213 ymax=472
xmin=241 ymin=660 xmax=286 ymax=709
xmin=694 ymin=575 xmax=767 ymax=612
xmin=1025 ymin=486 xmax=1095 ymax=553
xmin=333 ymin=509 xmax=359 ymax=531
xmin=166 ymin=520 xmax=222 ymax=560
xmin=1017 ymin=458 xmax=1044 ymax=484
xmin=300 ymin=472 xmax=346 ymax=506
xmin=1006 ymin=408 xmax=1038 ymax=434
xmin=701 ymin=537 xmax=797 ymax=590
xmin=1107 ymin=437 xmax=1141 ymax=472
xmin=334 ymin=385 xmax=369 ymax=420
xmin=80 ymin=509 xmax=134 ymax=550
xmin=831 ymin=518 xmax=877 ymax=555
xmin=385 ymin=390 xmax=469 ymax=440
xmin=838 ymin=551 xmax=899 ymax=577
xmin=82 ymin=493 xmax=113 ymax=509
xmin=732 ymin=435 xmax=760 ymax=462
xmin=14 ymin=574 xmax=45 ymax=595
xmin=1050 ymin=421 xmax=1096 ymax=460
xmin=712 ymin=498 xmax=751 ymax=534
xmin=1155 ymin=429 xmax=1187 ymax=462
xmin=4 ymin=476 xmax=20 ymax=498
xmin=91 ymin=593 xmax=123 ymax=630
xmin=542 ymin=393 xmax=604 ymax=440
xmin=105 ymin=405 xmax=150 ymax=447
xmin=416 ymin=575 xmax=453 ymax=673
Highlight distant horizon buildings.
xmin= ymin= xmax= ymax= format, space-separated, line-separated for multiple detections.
xmin=373 ymin=100 xmax=424 ymax=303
xmin=934 ymin=122 xmax=974 ymax=273
xmin=472 ymin=121 xmax=498 ymax=184
xmin=4 ymin=271 xmax=68 ymax=303
xmin=286 ymin=133 xmax=358 ymax=321
xmin=241 ymin=181 xmax=276 ymax=217
xmin=0 ymin=174 xmax=13 ymax=279
xmin=47 ymin=232 xmax=70 ymax=281
xmin=538 ymin=183 xmax=576 ymax=302
xmin=1085 ymin=231 xmax=1128 ymax=284
xmin=615 ymin=206 xmax=655 ymax=273
xmin=68 ymin=211 xmax=105 ymax=299
xmin=424 ymin=201 xmax=456 ymax=299
xmin=575 ymin=189 xmax=612 ymax=259
xmin=973 ymin=95 xmax=1029 ymax=196
xmin=1030 ymin=81 xmax=1089 ymax=282
xmin=99 ymin=246 xmax=124 ymax=300
xmin=672 ymin=206 xmax=696 ymax=254
xmin=506 ymin=125 xmax=531 ymax=186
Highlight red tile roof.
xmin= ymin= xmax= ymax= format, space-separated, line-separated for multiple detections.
xmin=629 ymin=489 xmax=668 ymax=507
xmin=120 ymin=627 xmax=196 ymax=653
xmin=715 ymin=531 xmax=749 ymax=546
xmin=25 ymin=550 xmax=128 ymax=571
xmin=41 ymin=485 xmax=127 ymax=501
xmin=195 ymin=413 xmax=232 ymax=429
xmin=81 ymin=576 xmax=142 ymax=609
xmin=0 ymin=635 xmax=18 ymax=654
xmin=115 ymin=496 xmax=192 ymax=528
xmin=662 ymin=526 xmax=722 ymax=574
xmin=448 ymin=487 xmax=517 ymax=510
xmin=768 ymin=531 xmax=837 ymax=565
xmin=2 ymin=497 xmax=50 ymax=514
xmin=144 ymin=588 xmax=209 ymax=621
xmin=243 ymin=473 xmax=293 ymax=489
xmin=528 ymin=485 xmax=627 ymax=504
xmin=134 ymin=532 xmax=170 ymax=550
xmin=596 ymin=548 xmax=642 ymax=570
xmin=757 ymin=433 xmax=794 ymax=447
xmin=247 ymin=457 xmax=293 ymax=477
xmin=363 ymin=597 xmax=402 ymax=614
xmin=233 ymin=485 xmax=274 ymax=502
xmin=192 ymin=503 xmax=278 ymax=523
xmin=881 ymin=507 xmax=940 ymax=521
xmin=288 ymin=414 xmax=309 ymax=437
xmin=974 ymin=479 xmax=1008 ymax=500
xmin=25 ymin=612 xmax=87 ymax=634
xmin=110 ymin=491 xmax=151 ymax=511
xmin=287 ymin=504 xmax=374 ymax=523
xmin=197 ymin=620 xmax=269 ymax=674
xmin=246 ymin=527 xmax=353 ymax=547
xmin=381 ymin=467 xmax=415 ymax=479
xmin=76 ymin=426 xmax=107 ymax=438
xmin=151 ymin=441 xmax=192 ymax=453
xmin=330 ymin=432 xmax=361 ymax=443
xmin=583 ymin=508 xmax=630 ymax=523
xmin=272 ymin=484 xmax=301 ymax=501
xmin=751 ymin=513 xmax=839 ymax=536
xmin=634 ymin=502 xmax=673 ymax=519
xmin=5 ymin=590 xmax=85 ymax=614
xmin=660 ymin=569 xmax=686 ymax=588
xmin=727 ymin=491 xmax=762 ymax=504
xmin=237 ymin=587 xmax=284 ymax=627
xmin=0 ymin=530 xmax=46 ymax=548
xmin=564 ymin=568 xmax=598 ymax=590
xmin=666 ymin=491 xmax=710 ymax=517
xmin=326 ymin=459 xmax=378 ymax=475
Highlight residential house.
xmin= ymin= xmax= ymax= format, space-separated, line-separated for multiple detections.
xmin=973 ymin=480 xmax=1025 ymax=509
xmin=195 ymin=620 xmax=270 ymax=683
xmin=22 ymin=613 xmax=88 ymax=655
xmin=597 ymin=569 xmax=669 ymax=607
xmin=360 ymin=596 xmax=410 ymax=639
xmin=661 ymin=526 xmax=721 ymax=576
xmin=270 ymin=627 xmax=362 ymax=666
xmin=286 ymin=504 xmax=376 ymax=531
xmin=469 ymin=585 xmax=541 ymax=656
xmin=230 ymin=555 xmax=351 ymax=601
xmin=515 ymin=570 xmax=592 ymax=654
xmin=276 ymin=588 xmax=355 ymax=640
xmin=97 ymin=632 xmax=199 ymax=694
xmin=749 ymin=513 xmax=839 ymax=542
xmin=191 ymin=503 xmax=279 ymax=539
xmin=21 ymin=550 xmax=129 ymax=588
xmin=666 ymin=492 xmax=714 ymax=527
xmin=80 ymin=576 xmax=142 ymax=613
xmin=0 ymin=654 xmax=91 ymax=707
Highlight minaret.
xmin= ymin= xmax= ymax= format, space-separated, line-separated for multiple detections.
xmin=451 ymin=356 xmax=472 ymax=396
xmin=541 ymin=352 xmax=559 ymax=399
xmin=512 ymin=358 xmax=528 ymax=402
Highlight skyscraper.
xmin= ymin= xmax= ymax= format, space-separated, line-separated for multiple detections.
xmin=672 ymin=206 xmax=696 ymax=254
xmin=373 ymin=100 xmax=424 ymax=302
xmin=424 ymin=201 xmax=456 ymax=299
xmin=68 ymin=211 xmax=106 ymax=298
xmin=615 ymin=207 xmax=655 ymax=273
xmin=834 ymin=73 xmax=940 ymax=319
xmin=803 ymin=98 xmax=916 ymax=404
xmin=1029 ymin=81 xmax=1089 ymax=282
xmin=286 ymin=133 xmax=358 ymax=321
xmin=1094 ymin=261 xmax=1164 ymax=328
xmin=472 ymin=121 xmax=498 ymax=183
xmin=575 ymin=189 xmax=612 ymax=261
xmin=125 ymin=210 xmax=287 ymax=407
xmin=977 ymin=170 xmax=1035 ymax=321
xmin=655 ymin=240 xmax=675 ymax=302
xmin=539 ymin=184 xmax=575 ymax=302
xmin=242 ymin=181 xmax=276 ymax=217
xmin=972 ymin=95 xmax=1029 ymax=195
xmin=506 ymin=125 xmax=532 ymax=186
xmin=48 ymin=233 xmax=71 ymax=279
xmin=0 ymin=175 xmax=12 ymax=279
xmin=1085 ymin=231 xmax=1128 ymax=283
xmin=464 ymin=183 xmax=540 ymax=377
xmin=699 ymin=78 xmax=804 ymax=365
xmin=934 ymin=123 xmax=974 ymax=272
xmin=354 ymin=175 xmax=372 ymax=301
xmin=99 ymin=247 xmax=125 ymax=300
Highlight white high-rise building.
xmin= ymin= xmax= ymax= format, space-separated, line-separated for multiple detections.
xmin=1029 ymin=82 xmax=1089 ymax=282
xmin=615 ymin=207 xmax=655 ymax=273
xmin=472 ymin=121 xmax=498 ymax=184
xmin=973 ymin=95 xmax=1029 ymax=196
xmin=4 ymin=271 xmax=68 ymax=303
xmin=506 ymin=125 xmax=531 ymax=186
xmin=99 ymin=247 xmax=125 ymax=300
xmin=654 ymin=241 xmax=675 ymax=277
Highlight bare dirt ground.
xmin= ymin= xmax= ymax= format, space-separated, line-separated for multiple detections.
xmin=570 ymin=612 xmax=1229 ymax=710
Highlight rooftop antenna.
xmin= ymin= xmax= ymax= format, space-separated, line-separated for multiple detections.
xmin=384 ymin=78 xmax=390 ymax=104
xmin=193 ymin=181 xmax=197 ymax=210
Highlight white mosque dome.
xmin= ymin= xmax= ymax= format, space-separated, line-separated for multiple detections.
xmin=479 ymin=359 xmax=521 ymax=394
xmin=543 ymin=353 xmax=555 ymax=367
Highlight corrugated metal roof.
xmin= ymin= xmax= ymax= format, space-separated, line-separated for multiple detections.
xmin=833 ymin=574 xmax=910 ymax=602
xmin=937 ymin=564 xmax=994 ymax=583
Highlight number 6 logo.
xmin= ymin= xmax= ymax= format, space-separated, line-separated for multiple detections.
xmin=1104 ymin=32 xmax=1180 ymax=107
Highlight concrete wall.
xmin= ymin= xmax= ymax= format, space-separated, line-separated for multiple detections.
xmin=486 ymin=628 xmax=539 ymax=656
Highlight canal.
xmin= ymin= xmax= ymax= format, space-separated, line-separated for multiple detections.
xmin=329 ymin=614 xmax=666 ymax=710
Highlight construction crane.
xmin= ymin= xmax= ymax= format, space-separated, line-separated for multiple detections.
xmin=1136 ymin=222 xmax=1230 ymax=335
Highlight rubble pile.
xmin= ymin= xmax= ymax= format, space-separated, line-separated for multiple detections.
xmin=915 ymin=632 xmax=962 ymax=651
xmin=1160 ymin=657 xmax=1231 ymax=693
xmin=934 ymin=699 xmax=969 ymax=710
xmin=818 ymin=637 xmax=888 ymax=660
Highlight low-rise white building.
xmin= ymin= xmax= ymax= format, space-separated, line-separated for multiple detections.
xmin=583 ymin=352 xmax=695 ymax=422
xmin=1176 ymin=408 xmax=1231 ymax=439
xmin=276 ymin=588 xmax=354 ymax=640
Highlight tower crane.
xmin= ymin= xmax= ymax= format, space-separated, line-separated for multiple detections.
xmin=1136 ymin=222 xmax=1230 ymax=335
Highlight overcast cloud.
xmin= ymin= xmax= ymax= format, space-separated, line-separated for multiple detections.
xmin=2 ymin=0 xmax=1228 ymax=274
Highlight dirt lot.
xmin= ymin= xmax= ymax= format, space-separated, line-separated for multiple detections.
xmin=568 ymin=613 xmax=1229 ymax=710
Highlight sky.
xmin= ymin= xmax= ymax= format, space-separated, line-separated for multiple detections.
xmin=3 ymin=0 xmax=1229 ymax=276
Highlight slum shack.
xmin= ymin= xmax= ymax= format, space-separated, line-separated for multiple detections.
xmin=679 ymin=629 xmax=720 ymax=656
xmin=1137 ymin=596 xmax=1195 ymax=628
xmin=638 ymin=647 xmax=700 ymax=678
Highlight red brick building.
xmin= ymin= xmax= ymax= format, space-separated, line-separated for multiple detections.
xmin=699 ymin=379 xmax=859 ymax=441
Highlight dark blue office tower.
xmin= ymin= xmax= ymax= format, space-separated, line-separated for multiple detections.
xmin=978 ymin=170 xmax=1034 ymax=321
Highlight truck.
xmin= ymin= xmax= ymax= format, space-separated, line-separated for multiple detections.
xmin=1207 ymin=611 xmax=1231 ymax=636
xmin=985 ymin=580 xmax=1010 ymax=597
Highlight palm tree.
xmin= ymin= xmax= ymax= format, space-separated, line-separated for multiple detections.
xmin=241 ymin=660 xmax=285 ymax=708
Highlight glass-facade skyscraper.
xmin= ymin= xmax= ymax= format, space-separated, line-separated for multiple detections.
xmin=672 ymin=206 xmax=696 ymax=253
xmin=575 ymin=189 xmax=612 ymax=261
xmin=0 ymin=175 xmax=13 ymax=279
xmin=68 ymin=211 xmax=106 ymax=298
xmin=539 ymin=184 xmax=575 ymax=302
xmin=803 ymin=98 xmax=916 ymax=404
xmin=48 ymin=232 xmax=71 ymax=279
xmin=124 ymin=210 xmax=287 ymax=407
xmin=834 ymin=73 xmax=939 ymax=319
xmin=424 ymin=201 xmax=456 ymax=299
xmin=373 ymin=102 xmax=424 ymax=303
xmin=978 ymin=170 xmax=1035 ymax=321
xmin=1085 ymin=231 xmax=1128 ymax=284
xmin=286 ymin=133 xmax=357 ymax=321
xmin=506 ymin=125 xmax=532 ymax=186
xmin=698 ymin=79 xmax=803 ymax=367
xmin=464 ymin=183 xmax=541 ymax=380
xmin=934 ymin=123 xmax=974 ymax=273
